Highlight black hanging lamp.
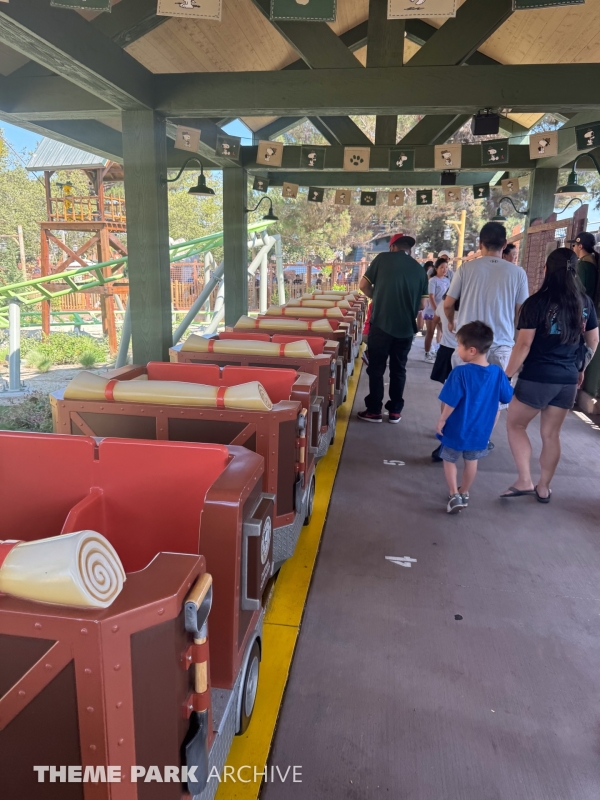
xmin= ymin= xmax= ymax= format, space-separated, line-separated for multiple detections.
xmin=163 ymin=157 xmax=215 ymax=196
xmin=491 ymin=196 xmax=529 ymax=222
xmin=244 ymin=195 xmax=279 ymax=221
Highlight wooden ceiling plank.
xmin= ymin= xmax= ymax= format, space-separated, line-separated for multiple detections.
xmin=0 ymin=0 xmax=153 ymax=109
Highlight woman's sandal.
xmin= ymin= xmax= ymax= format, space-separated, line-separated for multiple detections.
xmin=535 ymin=486 xmax=552 ymax=504
xmin=500 ymin=486 xmax=536 ymax=497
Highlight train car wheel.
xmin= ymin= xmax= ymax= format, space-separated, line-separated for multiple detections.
xmin=238 ymin=639 xmax=261 ymax=735
xmin=304 ymin=475 xmax=316 ymax=526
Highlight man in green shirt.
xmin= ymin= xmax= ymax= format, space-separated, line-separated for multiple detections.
xmin=357 ymin=234 xmax=428 ymax=423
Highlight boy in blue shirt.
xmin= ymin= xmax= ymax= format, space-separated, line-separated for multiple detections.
xmin=436 ymin=321 xmax=513 ymax=514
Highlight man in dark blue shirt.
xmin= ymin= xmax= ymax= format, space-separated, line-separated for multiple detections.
xmin=357 ymin=234 xmax=428 ymax=423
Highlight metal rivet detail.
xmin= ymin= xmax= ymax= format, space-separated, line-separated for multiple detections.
xmin=89 ymin=745 xmax=96 ymax=752
xmin=158 ymin=608 xmax=165 ymax=615
xmin=118 ymin=739 xmax=124 ymax=746
xmin=116 ymin=702 xmax=123 ymax=709
xmin=45 ymin=663 xmax=53 ymax=670
xmin=87 ymin=707 xmax=94 ymax=713
xmin=112 ymin=625 xmax=119 ymax=633
xmin=34 ymin=622 xmax=42 ymax=629
xmin=85 ymin=668 xmax=92 ymax=675
xmin=81 ymin=628 xmax=88 ymax=635
xmin=114 ymin=664 xmax=121 ymax=671
xmin=18 ymin=690 xmax=25 ymax=697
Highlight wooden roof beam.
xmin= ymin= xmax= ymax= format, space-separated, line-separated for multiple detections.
xmin=265 ymin=171 xmax=500 ymax=187
xmin=367 ymin=0 xmax=404 ymax=146
xmin=156 ymin=64 xmax=600 ymax=117
xmin=253 ymin=117 xmax=309 ymax=141
xmin=92 ymin=0 xmax=168 ymax=48
xmin=0 ymin=0 xmax=154 ymax=110
xmin=0 ymin=72 xmax=115 ymax=120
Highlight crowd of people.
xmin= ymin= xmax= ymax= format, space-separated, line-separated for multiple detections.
xmin=357 ymin=223 xmax=599 ymax=514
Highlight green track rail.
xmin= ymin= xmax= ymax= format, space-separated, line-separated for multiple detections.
xmin=0 ymin=221 xmax=271 ymax=328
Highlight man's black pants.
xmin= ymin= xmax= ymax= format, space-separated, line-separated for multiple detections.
xmin=365 ymin=325 xmax=413 ymax=415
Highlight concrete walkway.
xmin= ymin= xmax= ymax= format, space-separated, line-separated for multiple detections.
xmin=262 ymin=338 xmax=600 ymax=800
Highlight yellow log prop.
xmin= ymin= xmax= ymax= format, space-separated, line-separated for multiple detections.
xmin=64 ymin=371 xmax=273 ymax=411
xmin=0 ymin=531 xmax=125 ymax=609
xmin=235 ymin=315 xmax=334 ymax=333
xmin=265 ymin=305 xmax=344 ymax=319
xmin=182 ymin=334 xmax=315 ymax=358
xmin=286 ymin=299 xmax=351 ymax=309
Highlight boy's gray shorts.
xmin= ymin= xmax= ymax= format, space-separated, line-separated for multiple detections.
xmin=439 ymin=445 xmax=489 ymax=463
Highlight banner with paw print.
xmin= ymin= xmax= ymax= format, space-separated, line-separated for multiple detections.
xmin=308 ymin=187 xmax=325 ymax=203
xmin=271 ymin=0 xmax=337 ymax=21
xmin=334 ymin=189 xmax=352 ymax=206
xmin=434 ymin=144 xmax=461 ymax=170
xmin=156 ymin=0 xmax=222 ymax=19
xmin=344 ymin=147 xmax=371 ymax=172
xmin=388 ymin=0 xmax=456 ymax=19
xmin=388 ymin=190 xmax=405 ymax=207
xmin=256 ymin=140 xmax=284 ymax=167
xmin=473 ymin=183 xmax=490 ymax=200
xmin=501 ymin=177 xmax=520 ymax=195
xmin=529 ymin=131 xmax=558 ymax=159
xmin=282 ymin=182 xmax=299 ymax=199
xmin=416 ymin=190 xmax=433 ymax=206
xmin=360 ymin=191 xmax=377 ymax=206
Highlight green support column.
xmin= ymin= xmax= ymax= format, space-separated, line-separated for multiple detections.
xmin=521 ymin=168 xmax=558 ymax=276
xmin=122 ymin=109 xmax=172 ymax=363
xmin=223 ymin=169 xmax=248 ymax=326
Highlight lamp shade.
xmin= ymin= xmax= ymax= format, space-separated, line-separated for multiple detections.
xmin=188 ymin=174 xmax=215 ymax=196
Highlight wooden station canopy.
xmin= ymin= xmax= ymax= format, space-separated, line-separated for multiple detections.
xmin=1 ymin=0 xmax=600 ymax=362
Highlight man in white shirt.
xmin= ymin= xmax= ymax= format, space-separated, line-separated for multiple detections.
xmin=444 ymin=221 xmax=529 ymax=372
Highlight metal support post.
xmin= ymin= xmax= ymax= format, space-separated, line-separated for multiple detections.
xmin=6 ymin=299 xmax=24 ymax=394
xmin=273 ymin=234 xmax=286 ymax=306
xmin=17 ymin=225 xmax=27 ymax=280
xmin=115 ymin=299 xmax=132 ymax=369
xmin=259 ymin=247 xmax=269 ymax=314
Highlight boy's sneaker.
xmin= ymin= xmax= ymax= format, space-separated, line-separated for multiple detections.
xmin=447 ymin=493 xmax=466 ymax=514
xmin=388 ymin=412 xmax=402 ymax=424
xmin=357 ymin=410 xmax=382 ymax=423
xmin=460 ymin=491 xmax=469 ymax=507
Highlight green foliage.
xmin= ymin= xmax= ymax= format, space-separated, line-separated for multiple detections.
xmin=167 ymin=171 xmax=224 ymax=259
xmin=25 ymin=349 xmax=53 ymax=373
xmin=79 ymin=351 xmax=98 ymax=368
xmin=0 ymin=392 xmax=53 ymax=433
xmin=21 ymin=333 xmax=109 ymax=366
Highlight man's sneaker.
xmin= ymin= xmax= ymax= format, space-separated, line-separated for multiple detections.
xmin=388 ymin=412 xmax=402 ymax=424
xmin=425 ymin=351 xmax=435 ymax=362
xmin=357 ymin=410 xmax=382 ymax=423
xmin=447 ymin=493 xmax=466 ymax=514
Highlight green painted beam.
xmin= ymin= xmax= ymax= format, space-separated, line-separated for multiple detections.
xmin=254 ymin=117 xmax=308 ymax=141
xmin=156 ymin=64 xmax=600 ymax=117
xmin=91 ymin=0 xmax=168 ymax=48
xmin=265 ymin=171 xmax=497 ymax=187
xmin=0 ymin=73 xmax=115 ymax=120
xmin=243 ymin=143 xmax=534 ymax=171
xmin=527 ymin=168 xmax=558 ymax=222
xmin=122 ymin=110 xmax=172 ymax=363
xmin=311 ymin=116 xmax=372 ymax=146
xmin=367 ymin=0 xmax=404 ymax=146
xmin=283 ymin=21 xmax=369 ymax=71
xmin=223 ymin=169 xmax=249 ymax=326
xmin=308 ymin=118 xmax=341 ymax=146
xmin=407 ymin=0 xmax=513 ymax=67
xmin=0 ymin=0 xmax=153 ymax=109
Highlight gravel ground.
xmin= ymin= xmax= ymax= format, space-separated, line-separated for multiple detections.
xmin=0 ymin=362 xmax=112 ymax=404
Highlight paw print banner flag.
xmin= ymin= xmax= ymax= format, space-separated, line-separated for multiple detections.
xmin=416 ymin=190 xmax=433 ymax=206
xmin=156 ymin=0 xmax=222 ymax=19
xmin=360 ymin=191 xmax=377 ymax=206
xmin=51 ymin=0 xmax=110 ymax=9
xmin=271 ymin=0 xmax=337 ymax=21
xmin=253 ymin=176 xmax=269 ymax=193
xmin=215 ymin=135 xmax=241 ymax=160
xmin=390 ymin=149 xmax=415 ymax=171
xmin=388 ymin=190 xmax=405 ymax=207
xmin=444 ymin=188 xmax=461 ymax=203
xmin=529 ymin=131 xmax=558 ymax=159
xmin=501 ymin=177 xmax=520 ymax=195
xmin=434 ymin=144 xmax=461 ymax=170
xmin=301 ymin=146 xmax=326 ymax=170
xmin=388 ymin=0 xmax=457 ymax=19
xmin=282 ymin=182 xmax=299 ymax=199
xmin=308 ymin=187 xmax=325 ymax=203
xmin=576 ymin=122 xmax=600 ymax=151
xmin=334 ymin=189 xmax=352 ymax=206
xmin=256 ymin=140 xmax=284 ymax=167
xmin=344 ymin=147 xmax=371 ymax=172
xmin=473 ymin=183 xmax=490 ymax=200
xmin=481 ymin=139 xmax=509 ymax=166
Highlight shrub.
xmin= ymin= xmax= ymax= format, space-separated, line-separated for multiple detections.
xmin=79 ymin=351 xmax=98 ymax=368
xmin=0 ymin=392 xmax=53 ymax=433
xmin=21 ymin=332 xmax=109 ymax=366
xmin=26 ymin=350 xmax=53 ymax=373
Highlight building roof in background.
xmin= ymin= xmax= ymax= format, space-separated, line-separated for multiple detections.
xmin=27 ymin=138 xmax=109 ymax=171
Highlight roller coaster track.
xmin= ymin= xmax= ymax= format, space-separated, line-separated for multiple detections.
xmin=0 ymin=221 xmax=272 ymax=328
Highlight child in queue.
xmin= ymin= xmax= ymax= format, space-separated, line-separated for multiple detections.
xmin=430 ymin=293 xmax=458 ymax=462
xmin=436 ymin=321 xmax=513 ymax=514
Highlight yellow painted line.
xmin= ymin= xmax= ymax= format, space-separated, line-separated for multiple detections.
xmin=215 ymin=357 xmax=363 ymax=799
